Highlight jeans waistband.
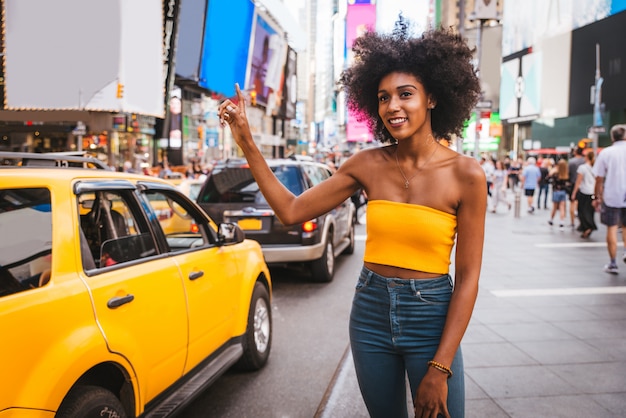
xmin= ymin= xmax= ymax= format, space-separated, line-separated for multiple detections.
xmin=359 ymin=265 xmax=452 ymax=291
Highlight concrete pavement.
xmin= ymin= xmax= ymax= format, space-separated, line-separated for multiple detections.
xmin=315 ymin=197 xmax=626 ymax=418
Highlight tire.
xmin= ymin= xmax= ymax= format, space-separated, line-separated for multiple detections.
xmin=56 ymin=385 xmax=126 ymax=418
xmin=342 ymin=220 xmax=355 ymax=255
xmin=311 ymin=235 xmax=334 ymax=282
xmin=235 ymin=282 xmax=272 ymax=371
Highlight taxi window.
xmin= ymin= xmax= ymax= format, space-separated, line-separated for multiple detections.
xmin=78 ymin=190 xmax=157 ymax=270
xmin=143 ymin=190 xmax=214 ymax=252
xmin=0 ymin=188 xmax=52 ymax=297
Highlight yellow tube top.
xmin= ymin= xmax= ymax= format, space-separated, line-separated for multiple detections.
xmin=364 ymin=200 xmax=457 ymax=274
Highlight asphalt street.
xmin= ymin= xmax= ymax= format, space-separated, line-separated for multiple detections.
xmin=316 ymin=195 xmax=626 ymax=418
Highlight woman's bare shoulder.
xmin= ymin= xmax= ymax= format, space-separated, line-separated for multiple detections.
xmin=451 ymin=152 xmax=485 ymax=180
xmin=340 ymin=144 xmax=394 ymax=168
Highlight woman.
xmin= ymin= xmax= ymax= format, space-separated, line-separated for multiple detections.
xmin=571 ymin=151 xmax=597 ymax=238
xmin=508 ymin=157 xmax=522 ymax=191
xmin=219 ymin=21 xmax=485 ymax=418
xmin=490 ymin=159 xmax=511 ymax=213
xmin=548 ymin=159 xmax=570 ymax=229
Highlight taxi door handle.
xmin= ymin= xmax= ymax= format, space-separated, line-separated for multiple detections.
xmin=107 ymin=294 xmax=135 ymax=309
xmin=189 ymin=271 xmax=204 ymax=281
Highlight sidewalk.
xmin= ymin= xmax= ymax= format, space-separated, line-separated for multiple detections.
xmin=316 ymin=200 xmax=626 ymax=418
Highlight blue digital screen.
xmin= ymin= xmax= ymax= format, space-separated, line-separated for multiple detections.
xmin=199 ymin=0 xmax=254 ymax=98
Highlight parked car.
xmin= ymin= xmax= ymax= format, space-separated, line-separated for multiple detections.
xmin=0 ymin=152 xmax=272 ymax=418
xmin=196 ymin=155 xmax=355 ymax=282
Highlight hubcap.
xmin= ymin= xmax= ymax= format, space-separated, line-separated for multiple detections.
xmin=326 ymin=241 xmax=334 ymax=275
xmin=253 ymin=298 xmax=270 ymax=353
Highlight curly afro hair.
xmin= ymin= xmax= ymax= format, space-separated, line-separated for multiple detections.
xmin=339 ymin=17 xmax=481 ymax=143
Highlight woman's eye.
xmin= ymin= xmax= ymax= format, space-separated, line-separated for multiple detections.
xmin=400 ymin=91 xmax=412 ymax=97
xmin=378 ymin=95 xmax=388 ymax=102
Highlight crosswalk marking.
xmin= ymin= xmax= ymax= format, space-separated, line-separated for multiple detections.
xmin=491 ymin=286 xmax=626 ymax=297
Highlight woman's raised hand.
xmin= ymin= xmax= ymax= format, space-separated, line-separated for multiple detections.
xmin=218 ymin=83 xmax=251 ymax=148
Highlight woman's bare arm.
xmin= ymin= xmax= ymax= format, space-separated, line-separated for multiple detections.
xmin=219 ymin=84 xmax=361 ymax=225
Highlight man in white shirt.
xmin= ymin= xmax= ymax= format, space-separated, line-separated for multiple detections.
xmin=593 ymin=124 xmax=626 ymax=274
xmin=481 ymin=157 xmax=495 ymax=198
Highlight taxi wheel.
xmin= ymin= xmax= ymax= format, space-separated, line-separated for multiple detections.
xmin=311 ymin=235 xmax=334 ymax=282
xmin=56 ymin=385 xmax=126 ymax=418
xmin=235 ymin=282 xmax=272 ymax=371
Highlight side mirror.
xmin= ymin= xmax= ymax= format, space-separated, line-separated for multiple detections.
xmin=217 ymin=223 xmax=245 ymax=245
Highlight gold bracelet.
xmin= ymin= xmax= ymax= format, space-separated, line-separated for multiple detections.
xmin=427 ymin=360 xmax=453 ymax=378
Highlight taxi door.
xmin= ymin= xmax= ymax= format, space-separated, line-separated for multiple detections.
xmin=140 ymin=186 xmax=242 ymax=373
xmin=75 ymin=183 xmax=188 ymax=404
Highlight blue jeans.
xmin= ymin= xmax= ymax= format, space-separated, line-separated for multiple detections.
xmin=349 ymin=266 xmax=465 ymax=418
xmin=553 ymin=190 xmax=567 ymax=203
xmin=537 ymin=184 xmax=549 ymax=208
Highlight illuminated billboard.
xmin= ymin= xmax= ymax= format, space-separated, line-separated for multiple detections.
xmin=4 ymin=0 xmax=164 ymax=116
xmin=346 ymin=1 xmax=376 ymax=142
xmin=199 ymin=0 xmax=254 ymax=99
xmin=246 ymin=14 xmax=286 ymax=107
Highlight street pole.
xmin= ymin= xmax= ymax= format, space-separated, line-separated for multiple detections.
xmin=468 ymin=0 xmax=500 ymax=158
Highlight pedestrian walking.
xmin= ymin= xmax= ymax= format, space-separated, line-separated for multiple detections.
xmin=218 ymin=19 xmax=486 ymax=418
xmin=592 ymin=124 xmax=626 ymax=274
xmin=568 ymin=147 xmax=585 ymax=228
xmin=548 ymin=159 xmax=570 ymax=229
xmin=481 ymin=156 xmax=495 ymax=197
xmin=537 ymin=158 xmax=552 ymax=209
xmin=570 ymin=151 xmax=597 ymax=238
xmin=490 ymin=160 xmax=511 ymax=213
xmin=507 ymin=157 xmax=522 ymax=192
xmin=521 ymin=156 xmax=541 ymax=213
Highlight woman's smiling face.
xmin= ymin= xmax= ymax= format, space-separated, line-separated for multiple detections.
xmin=377 ymin=72 xmax=432 ymax=140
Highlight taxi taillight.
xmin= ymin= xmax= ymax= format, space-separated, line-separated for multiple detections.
xmin=302 ymin=220 xmax=317 ymax=233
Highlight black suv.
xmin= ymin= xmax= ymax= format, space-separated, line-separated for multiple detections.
xmin=197 ymin=156 xmax=355 ymax=282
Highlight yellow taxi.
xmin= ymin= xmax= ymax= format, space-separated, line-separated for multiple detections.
xmin=0 ymin=152 xmax=272 ymax=417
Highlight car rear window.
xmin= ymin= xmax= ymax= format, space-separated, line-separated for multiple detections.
xmin=0 ymin=188 xmax=52 ymax=297
xmin=199 ymin=166 xmax=302 ymax=204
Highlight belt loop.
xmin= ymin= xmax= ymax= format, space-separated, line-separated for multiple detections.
xmin=366 ymin=268 xmax=374 ymax=285
xmin=410 ymin=279 xmax=417 ymax=295
xmin=447 ymin=274 xmax=454 ymax=289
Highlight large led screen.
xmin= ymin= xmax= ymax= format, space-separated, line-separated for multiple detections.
xmin=277 ymin=47 xmax=297 ymax=119
xmin=199 ymin=0 xmax=254 ymax=99
xmin=176 ymin=0 xmax=207 ymax=80
xmin=3 ymin=0 xmax=164 ymax=116
xmin=502 ymin=0 xmax=626 ymax=57
xmin=569 ymin=10 xmax=626 ymax=117
xmin=245 ymin=14 xmax=285 ymax=107
xmin=345 ymin=1 xmax=376 ymax=142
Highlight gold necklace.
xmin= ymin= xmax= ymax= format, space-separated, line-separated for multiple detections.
xmin=394 ymin=142 xmax=440 ymax=189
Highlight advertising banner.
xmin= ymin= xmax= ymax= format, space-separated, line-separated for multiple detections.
xmin=569 ymin=10 xmax=626 ymax=117
xmin=278 ymin=48 xmax=297 ymax=119
xmin=176 ymin=0 xmax=207 ymax=80
xmin=502 ymin=0 xmax=626 ymax=57
xmin=199 ymin=0 xmax=254 ymax=98
xmin=4 ymin=0 xmax=164 ymax=116
xmin=346 ymin=1 xmax=376 ymax=142
xmin=246 ymin=14 xmax=285 ymax=107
